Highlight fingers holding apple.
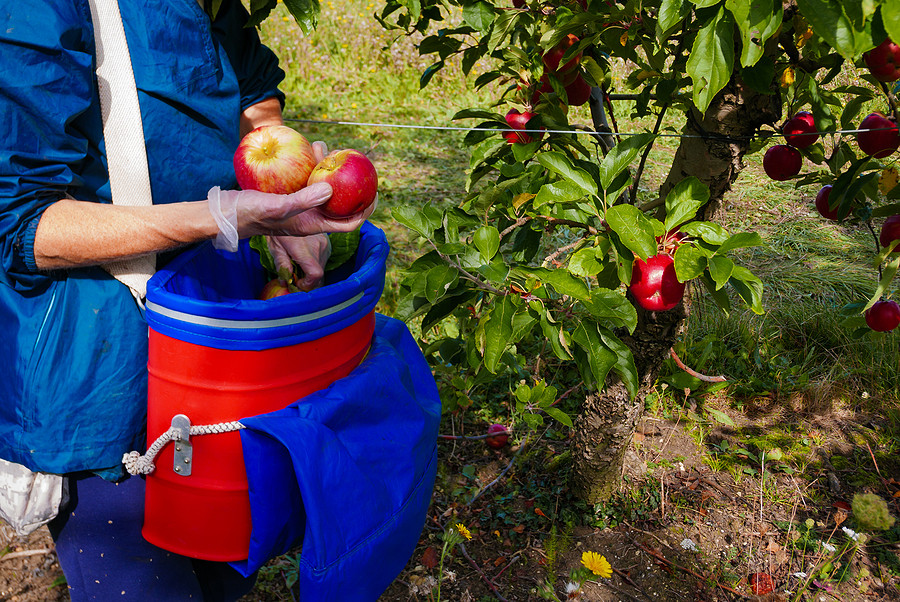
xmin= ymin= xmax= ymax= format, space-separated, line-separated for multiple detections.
xmin=307 ymin=149 xmax=379 ymax=219
xmin=234 ymin=125 xmax=317 ymax=194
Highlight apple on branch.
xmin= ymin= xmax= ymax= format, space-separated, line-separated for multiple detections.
xmin=504 ymin=109 xmax=542 ymax=145
xmin=307 ymin=149 xmax=379 ymax=219
xmin=233 ymin=125 xmax=317 ymax=194
xmin=783 ymin=111 xmax=819 ymax=149
xmin=629 ymin=253 xmax=685 ymax=311
xmin=864 ymin=38 xmax=900 ymax=83
xmin=866 ymin=299 xmax=900 ymax=332
xmin=857 ymin=112 xmax=900 ymax=159
xmin=763 ymin=144 xmax=802 ymax=181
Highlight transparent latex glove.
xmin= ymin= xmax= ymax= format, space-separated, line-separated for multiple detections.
xmin=267 ymin=233 xmax=332 ymax=292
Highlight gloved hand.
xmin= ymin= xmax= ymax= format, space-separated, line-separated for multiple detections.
xmin=267 ymin=233 xmax=332 ymax=292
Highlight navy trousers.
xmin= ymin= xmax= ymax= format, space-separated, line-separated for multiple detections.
xmin=48 ymin=474 xmax=257 ymax=601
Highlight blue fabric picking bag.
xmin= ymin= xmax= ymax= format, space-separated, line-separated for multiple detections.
xmin=233 ymin=315 xmax=440 ymax=600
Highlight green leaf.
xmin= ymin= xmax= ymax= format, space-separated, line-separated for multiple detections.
xmin=598 ymin=327 xmax=639 ymax=398
xmin=700 ymin=271 xmax=731 ymax=313
xmin=686 ymin=7 xmax=734 ymax=114
xmin=569 ymin=243 xmax=609 ymax=277
xmin=541 ymin=317 xmax=574 ymax=360
xmin=545 ymin=407 xmax=574 ymax=428
xmin=247 ymin=0 xmax=278 ymax=27
xmin=572 ymin=322 xmax=617 ymax=388
xmin=598 ymin=134 xmax=655 ymax=192
xmin=725 ymin=0 xmax=782 ymax=67
xmin=473 ymin=225 xmax=501 ymax=262
xmin=716 ymin=231 xmax=763 ymax=255
xmin=534 ymin=181 xmax=588 ymax=208
xmin=708 ymin=255 xmax=735 ymax=290
xmin=664 ymin=176 xmax=709 ymax=232
xmin=487 ymin=9 xmax=520 ymax=52
xmin=525 ymin=267 xmax=590 ymax=301
xmin=796 ymin=0 xmax=873 ymax=58
xmin=281 ymin=0 xmax=319 ymax=33
xmin=606 ymin=204 xmax=659 ymax=261
xmin=462 ymin=1 xmax=495 ymax=31
xmin=691 ymin=0 xmax=722 ymax=7
xmin=707 ymin=408 xmax=736 ymax=427
xmin=537 ymin=152 xmax=598 ymax=196
xmin=326 ymin=230 xmax=360 ymax=271
xmin=657 ymin=0 xmax=689 ymax=41
xmin=482 ymin=295 xmax=517 ymax=373
xmin=674 ymin=244 xmax=708 ymax=281
xmin=424 ymin=265 xmax=460 ymax=304
xmin=583 ymin=289 xmax=638 ymax=332
xmin=729 ymin=265 xmax=764 ymax=314
xmin=392 ymin=205 xmax=441 ymax=237
xmin=885 ymin=2 xmax=900 ymax=48
xmin=863 ymin=255 xmax=900 ymax=311
xmin=679 ymin=221 xmax=729 ymax=245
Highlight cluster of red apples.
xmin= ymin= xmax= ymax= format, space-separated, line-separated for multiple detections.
xmin=504 ymin=34 xmax=590 ymax=144
xmin=763 ymin=38 xmax=900 ymax=185
xmin=232 ymin=125 xmax=378 ymax=299
xmin=763 ymin=38 xmax=900 ymax=332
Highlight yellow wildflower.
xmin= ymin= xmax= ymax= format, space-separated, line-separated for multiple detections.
xmin=455 ymin=523 xmax=472 ymax=540
xmin=581 ymin=551 xmax=612 ymax=578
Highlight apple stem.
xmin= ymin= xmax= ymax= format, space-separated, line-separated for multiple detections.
xmin=864 ymin=219 xmax=884 ymax=280
xmin=669 ymin=348 xmax=727 ymax=383
xmin=878 ymin=81 xmax=900 ymax=124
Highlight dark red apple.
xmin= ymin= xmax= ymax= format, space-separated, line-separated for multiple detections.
xmin=865 ymin=299 xmax=900 ymax=332
xmin=512 ymin=0 xmax=526 ymax=7
xmin=880 ymin=215 xmax=900 ymax=253
xmin=504 ymin=109 xmax=541 ymax=144
xmin=858 ymin=112 xmax=900 ymax=159
xmin=864 ymin=38 xmax=900 ymax=83
xmin=233 ymin=125 xmax=317 ymax=194
xmin=542 ymin=34 xmax=581 ymax=74
xmin=814 ymin=185 xmax=840 ymax=220
xmin=259 ymin=278 xmax=292 ymax=300
xmin=564 ymin=73 xmax=592 ymax=107
xmin=783 ymin=111 xmax=819 ymax=149
xmin=629 ymin=254 xmax=685 ymax=311
xmin=485 ymin=424 xmax=509 ymax=449
xmin=307 ymin=149 xmax=378 ymax=218
xmin=763 ymin=145 xmax=803 ymax=181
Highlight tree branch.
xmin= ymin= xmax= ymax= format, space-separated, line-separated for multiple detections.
xmin=669 ymin=349 xmax=727 ymax=382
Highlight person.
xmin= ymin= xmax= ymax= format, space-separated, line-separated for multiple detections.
xmin=0 ymin=0 xmax=373 ymax=599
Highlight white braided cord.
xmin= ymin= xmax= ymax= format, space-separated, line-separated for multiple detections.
xmin=122 ymin=421 xmax=245 ymax=476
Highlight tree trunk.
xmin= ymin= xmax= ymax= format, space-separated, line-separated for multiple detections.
xmin=571 ymin=76 xmax=783 ymax=503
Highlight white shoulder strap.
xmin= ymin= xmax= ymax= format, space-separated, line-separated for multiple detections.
xmin=87 ymin=0 xmax=156 ymax=301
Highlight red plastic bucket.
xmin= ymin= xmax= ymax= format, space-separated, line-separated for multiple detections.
xmin=142 ymin=311 xmax=374 ymax=561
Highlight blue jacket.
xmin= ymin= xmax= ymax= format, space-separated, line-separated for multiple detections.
xmin=0 ymin=0 xmax=285 ymax=475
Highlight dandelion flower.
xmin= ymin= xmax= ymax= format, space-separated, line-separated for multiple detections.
xmin=581 ymin=551 xmax=612 ymax=578
xmin=565 ymin=581 xmax=583 ymax=599
xmin=455 ymin=523 xmax=472 ymax=540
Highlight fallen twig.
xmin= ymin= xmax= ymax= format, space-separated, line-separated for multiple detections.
xmin=467 ymin=437 xmax=528 ymax=506
xmin=0 ymin=548 xmax=52 ymax=561
xmin=669 ymin=349 xmax=727 ymax=382
xmin=611 ymin=567 xmax=655 ymax=602
xmin=491 ymin=553 xmax=521 ymax=584
xmin=459 ymin=543 xmax=508 ymax=602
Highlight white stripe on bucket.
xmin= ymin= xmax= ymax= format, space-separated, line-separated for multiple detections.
xmin=145 ymin=292 xmax=366 ymax=330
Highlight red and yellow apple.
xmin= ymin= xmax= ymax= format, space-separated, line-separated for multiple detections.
xmin=307 ymin=149 xmax=379 ymax=219
xmin=504 ymin=109 xmax=542 ymax=144
xmin=233 ymin=125 xmax=316 ymax=194
xmin=542 ymin=34 xmax=581 ymax=75
xmin=485 ymin=424 xmax=509 ymax=449
xmin=259 ymin=278 xmax=293 ymax=300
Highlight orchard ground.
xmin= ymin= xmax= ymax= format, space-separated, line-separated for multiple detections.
xmin=3 ymin=0 xmax=900 ymax=600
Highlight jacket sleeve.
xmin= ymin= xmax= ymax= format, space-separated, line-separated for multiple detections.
xmin=212 ymin=0 xmax=286 ymax=112
xmin=0 ymin=2 xmax=95 ymax=290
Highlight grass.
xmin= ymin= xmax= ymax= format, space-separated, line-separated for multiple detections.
xmin=249 ymin=1 xmax=900 ymax=599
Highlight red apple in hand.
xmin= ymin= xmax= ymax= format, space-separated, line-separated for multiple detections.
xmin=866 ymin=299 xmax=900 ymax=332
xmin=485 ymin=424 xmax=509 ymax=449
xmin=858 ymin=112 xmax=900 ymax=158
xmin=307 ymin=149 xmax=378 ymax=218
xmin=864 ymin=38 xmax=900 ymax=83
xmin=259 ymin=278 xmax=292 ymax=300
xmin=629 ymin=254 xmax=685 ymax=311
xmin=783 ymin=111 xmax=819 ymax=149
xmin=763 ymin=145 xmax=802 ymax=181
xmin=504 ymin=109 xmax=542 ymax=144
xmin=233 ymin=125 xmax=317 ymax=194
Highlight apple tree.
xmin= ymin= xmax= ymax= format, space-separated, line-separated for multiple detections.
xmin=247 ymin=0 xmax=900 ymax=502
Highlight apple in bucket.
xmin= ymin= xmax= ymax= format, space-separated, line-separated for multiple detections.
xmin=307 ymin=150 xmax=379 ymax=219
xmin=233 ymin=125 xmax=317 ymax=194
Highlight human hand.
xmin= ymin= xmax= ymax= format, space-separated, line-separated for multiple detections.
xmin=267 ymin=233 xmax=332 ymax=291
xmin=207 ymin=183 xmax=376 ymax=252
